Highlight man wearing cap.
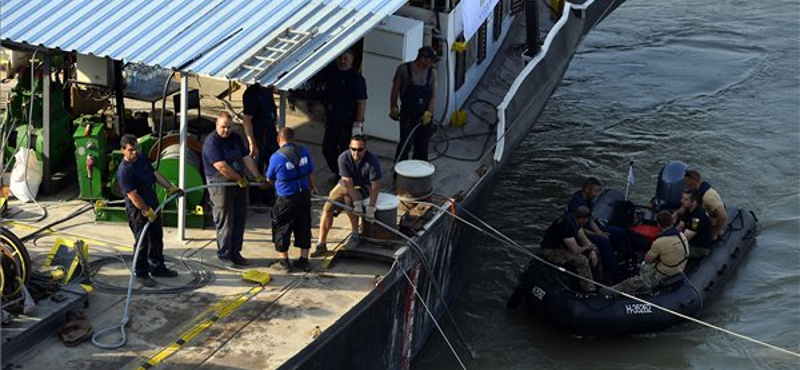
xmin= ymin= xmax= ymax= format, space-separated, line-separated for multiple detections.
xmin=322 ymin=49 xmax=368 ymax=182
xmin=314 ymin=135 xmax=381 ymax=256
xmin=540 ymin=206 xmax=600 ymax=293
xmin=390 ymin=46 xmax=438 ymax=162
xmin=683 ymin=169 xmax=727 ymax=241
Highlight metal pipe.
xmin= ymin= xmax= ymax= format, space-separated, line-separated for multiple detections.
xmin=177 ymin=74 xmax=188 ymax=240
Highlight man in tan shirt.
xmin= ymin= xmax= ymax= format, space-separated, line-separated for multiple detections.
xmin=612 ymin=211 xmax=689 ymax=294
xmin=684 ymin=170 xmax=727 ymax=240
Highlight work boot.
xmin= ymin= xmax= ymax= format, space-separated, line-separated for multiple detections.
xmin=271 ymin=259 xmax=294 ymax=273
xmin=311 ymin=243 xmax=327 ymax=257
xmin=136 ymin=275 xmax=157 ymax=288
xmin=293 ymin=257 xmax=311 ymax=272
xmin=231 ymin=255 xmax=250 ymax=267
xmin=151 ymin=264 xmax=178 ymax=278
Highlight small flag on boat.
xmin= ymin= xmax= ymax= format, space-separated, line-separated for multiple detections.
xmin=627 ymin=162 xmax=635 ymax=185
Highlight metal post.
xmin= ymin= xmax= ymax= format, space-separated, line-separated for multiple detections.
xmin=42 ymin=54 xmax=51 ymax=193
xmin=524 ymin=0 xmax=541 ymax=57
xmin=113 ymin=60 xmax=125 ymax=136
xmin=177 ymin=74 xmax=188 ymax=240
xmin=279 ymin=90 xmax=287 ymax=128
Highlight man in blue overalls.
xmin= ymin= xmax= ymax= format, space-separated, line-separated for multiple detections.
xmin=266 ymin=127 xmax=317 ymax=272
xmin=390 ymin=46 xmax=438 ymax=162
xmin=322 ymin=49 xmax=367 ymax=181
xmin=118 ymin=134 xmax=184 ymax=287
xmin=202 ymin=112 xmax=264 ymax=266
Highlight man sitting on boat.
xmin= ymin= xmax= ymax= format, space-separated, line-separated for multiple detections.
xmin=611 ymin=211 xmax=689 ymax=294
xmin=566 ymin=177 xmax=631 ymax=283
xmin=541 ymin=206 xmax=600 ymax=293
xmin=683 ymin=170 xmax=727 ymax=241
xmin=675 ymin=189 xmax=714 ymax=258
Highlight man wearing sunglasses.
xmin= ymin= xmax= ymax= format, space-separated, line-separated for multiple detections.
xmin=314 ymin=135 xmax=382 ymax=256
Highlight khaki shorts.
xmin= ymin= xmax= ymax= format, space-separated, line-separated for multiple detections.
xmin=322 ymin=183 xmax=369 ymax=215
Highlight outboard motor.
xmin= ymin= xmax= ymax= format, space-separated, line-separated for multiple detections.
xmin=652 ymin=160 xmax=688 ymax=211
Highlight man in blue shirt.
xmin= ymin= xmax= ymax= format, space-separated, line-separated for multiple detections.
xmin=266 ymin=127 xmax=317 ymax=272
xmin=117 ymin=134 xmax=184 ymax=287
xmin=202 ymin=112 xmax=264 ymax=266
xmin=314 ymin=135 xmax=382 ymax=256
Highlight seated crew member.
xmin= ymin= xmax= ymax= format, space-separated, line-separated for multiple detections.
xmin=314 ymin=135 xmax=382 ymax=256
xmin=566 ymin=177 xmax=631 ymax=283
xmin=612 ymin=211 xmax=689 ymax=294
xmin=541 ymin=206 xmax=600 ymax=293
xmin=683 ymin=169 xmax=726 ymax=241
xmin=675 ymin=189 xmax=713 ymax=258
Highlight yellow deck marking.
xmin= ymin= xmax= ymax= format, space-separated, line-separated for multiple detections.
xmin=133 ymin=285 xmax=265 ymax=370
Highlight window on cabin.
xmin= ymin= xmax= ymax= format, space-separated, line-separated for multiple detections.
xmin=477 ymin=21 xmax=487 ymax=64
xmin=493 ymin=0 xmax=505 ymax=41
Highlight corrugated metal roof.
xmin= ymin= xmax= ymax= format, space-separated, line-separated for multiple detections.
xmin=0 ymin=0 xmax=406 ymax=89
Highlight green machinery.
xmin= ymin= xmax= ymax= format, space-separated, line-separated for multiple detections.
xmin=79 ymin=126 xmax=207 ymax=228
xmin=1 ymin=68 xmax=72 ymax=173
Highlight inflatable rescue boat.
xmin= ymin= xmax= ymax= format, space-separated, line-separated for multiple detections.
xmin=507 ymin=161 xmax=758 ymax=335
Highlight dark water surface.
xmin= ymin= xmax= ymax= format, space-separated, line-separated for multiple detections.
xmin=415 ymin=0 xmax=799 ymax=369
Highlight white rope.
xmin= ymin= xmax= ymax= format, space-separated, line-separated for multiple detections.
xmin=409 ymin=198 xmax=800 ymax=359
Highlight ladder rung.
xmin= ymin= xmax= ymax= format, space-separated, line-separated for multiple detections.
xmin=266 ymin=47 xmax=288 ymax=53
xmin=277 ymin=37 xmax=300 ymax=44
xmin=242 ymin=64 xmax=265 ymax=71
xmin=254 ymin=55 xmax=278 ymax=63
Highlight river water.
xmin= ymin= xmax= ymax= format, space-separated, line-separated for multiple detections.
xmin=414 ymin=0 xmax=799 ymax=369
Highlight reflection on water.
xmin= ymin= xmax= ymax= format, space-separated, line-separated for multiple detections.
xmin=414 ymin=0 xmax=799 ymax=369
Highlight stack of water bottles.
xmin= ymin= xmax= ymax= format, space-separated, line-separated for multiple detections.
xmin=124 ymin=63 xmax=175 ymax=98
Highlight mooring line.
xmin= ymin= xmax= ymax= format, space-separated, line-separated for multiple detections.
xmin=411 ymin=198 xmax=800 ymax=359
xmin=394 ymin=259 xmax=469 ymax=370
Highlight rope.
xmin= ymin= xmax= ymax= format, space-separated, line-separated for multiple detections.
xmin=312 ymin=194 xmax=476 ymax=364
xmin=394 ymin=259 xmax=468 ymax=370
xmin=410 ymin=197 xmax=800 ymax=359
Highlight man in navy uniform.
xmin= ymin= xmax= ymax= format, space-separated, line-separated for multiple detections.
xmin=242 ymin=83 xmax=279 ymax=205
xmin=266 ymin=127 xmax=317 ymax=272
xmin=566 ymin=177 xmax=631 ymax=283
xmin=541 ymin=206 xmax=600 ymax=292
xmin=683 ymin=169 xmax=727 ymax=241
xmin=118 ymin=134 xmax=183 ymax=287
xmin=390 ymin=46 xmax=438 ymax=161
xmin=675 ymin=189 xmax=713 ymax=258
xmin=202 ymin=112 xmax=264 ymax=266
xmin=322 ymin=49 xmax=367 ymax=181
xmin=314 ymin=135 xmax=381 ymax=256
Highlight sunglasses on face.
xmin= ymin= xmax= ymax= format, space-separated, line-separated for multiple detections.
xmin=350 ymin=147 xmax=365 ymax=152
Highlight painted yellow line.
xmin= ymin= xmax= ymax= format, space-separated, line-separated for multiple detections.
xmin=133 ymin=285 xmax=265 ymax=370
